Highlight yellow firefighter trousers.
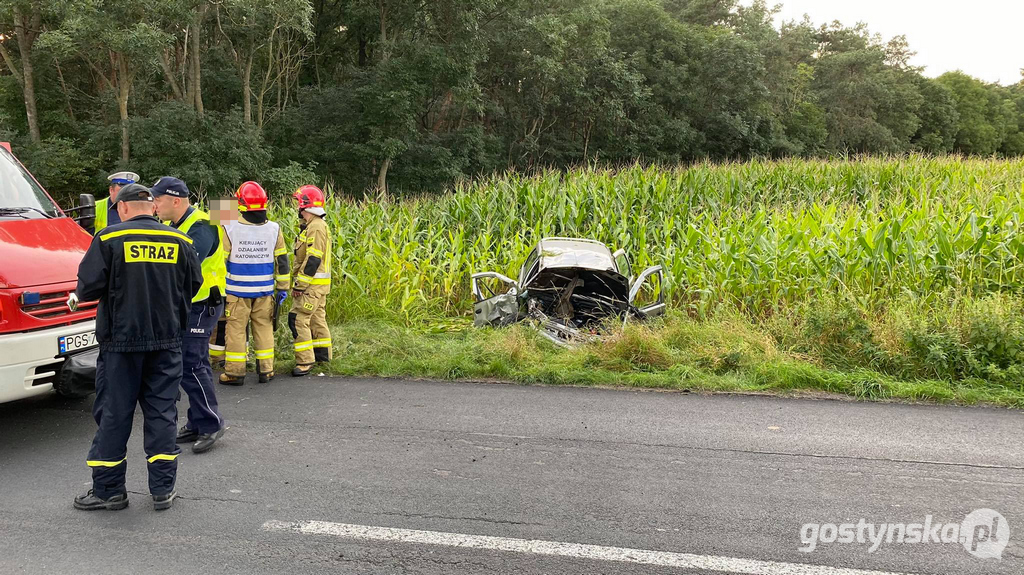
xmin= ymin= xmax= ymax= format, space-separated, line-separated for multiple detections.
xmin=224 ymin=294 xmax=276 ymax=376
xmin=289 ymin=285 xmax=331 ymax=366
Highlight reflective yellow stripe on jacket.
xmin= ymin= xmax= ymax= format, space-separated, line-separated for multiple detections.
xmin=100 ymin=228 xmax=193 ymax=243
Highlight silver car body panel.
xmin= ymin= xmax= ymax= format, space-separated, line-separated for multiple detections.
xmin=472 ymin=237 xmax=666 ymax=345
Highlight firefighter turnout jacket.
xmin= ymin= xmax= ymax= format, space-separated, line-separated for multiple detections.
xmin=75 ymin=215 xmax=203 ymax=352
xmin=292 ymin=216 xmax=331 ymax=291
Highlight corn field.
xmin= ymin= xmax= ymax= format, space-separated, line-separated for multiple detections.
xmin=268 ymin=156 xmax=1024 ymax=324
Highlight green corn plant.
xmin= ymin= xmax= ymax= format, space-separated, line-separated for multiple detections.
xmin=265 ymin=155 xmax=1024 ymax=326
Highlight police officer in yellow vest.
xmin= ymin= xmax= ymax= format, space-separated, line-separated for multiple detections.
xmin=93 ymin=171 xmax=140 ymax=235
xmin=152 ymin=177 xmax=228 ymax=454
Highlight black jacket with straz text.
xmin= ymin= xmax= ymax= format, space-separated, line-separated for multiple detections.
xmin=75 ymin=214 xmax=203 ymax=352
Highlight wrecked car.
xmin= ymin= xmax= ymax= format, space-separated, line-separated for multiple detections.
xmin=472 ymin=237 xmax=665 ymax=346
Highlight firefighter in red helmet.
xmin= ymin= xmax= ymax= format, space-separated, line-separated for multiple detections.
xmin=289 ymin=185 xmax=332 ymax=376
xmin=218 ymin=181 xmax=290 ymax=385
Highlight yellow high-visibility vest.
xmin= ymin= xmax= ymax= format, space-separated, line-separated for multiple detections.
xmin=176 ymin=208 xmax=227 ymax=303
xmin=93 ymin=197 xmax=109 ymax=234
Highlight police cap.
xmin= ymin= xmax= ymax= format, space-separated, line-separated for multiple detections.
xmin=107 ymin=171 xmax=140 ymax=186
xmin=150 ymin=176 xmax=190 ymax=199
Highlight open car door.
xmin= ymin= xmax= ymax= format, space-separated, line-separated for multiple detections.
xmin=471 ymin=272 xmax=520 ymax=327
xmin=628 ymin=265 xmax=666 ymax=318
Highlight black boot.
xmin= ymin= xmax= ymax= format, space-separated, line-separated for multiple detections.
xmin=74 ymin=489 xmax=128 ymax=511
xmin=175 ymin=425 xmax=199 ymax=444
xmin=258 ymin=371 xmax=274 ymax=384
xmin=193 ymin=428 xmax=225 ymax=454
xmin=291 ymin=364 xmax=313 ymax=377
xmin=153 ymin=491 xmax=176 ymax=511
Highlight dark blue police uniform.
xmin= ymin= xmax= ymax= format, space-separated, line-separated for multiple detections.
xmin=154 ymin=177 xmax=226 ymax=445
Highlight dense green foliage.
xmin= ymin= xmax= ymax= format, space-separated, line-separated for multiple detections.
xmin=263 ymin=157 xmax=1024 ymax=395
xmin=2 ymin=0 xmax=1024 ymax=203
xmin=5 ymin=1 xmax=1024 ymax=404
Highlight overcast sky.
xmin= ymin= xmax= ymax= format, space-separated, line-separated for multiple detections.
xmin=752 ymin=0 xmax=1024 ymax=85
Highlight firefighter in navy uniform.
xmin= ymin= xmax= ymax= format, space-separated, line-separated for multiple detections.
xmin=151 ymin=177 xmax=228 ymax=453
xmin=70 ymin=184 xmax=202 ymax=511
xmin=290 ymin=185 xmax=332 ymax=376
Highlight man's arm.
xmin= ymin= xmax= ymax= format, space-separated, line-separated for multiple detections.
xmin=294 ymin=224 xmax=327 ymax=292
xmin=75 ymin=234 xmax=110 ymax=301
xmin=274 ymin=228 xmax=290 ymax=291
xmin=189 ymin=220 xmax=217 ymax=260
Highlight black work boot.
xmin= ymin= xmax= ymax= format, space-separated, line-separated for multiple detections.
xmin=218 ymin=373 xmax=245 ymax=386
xmin=74 ymin=489 xmax=129 ymax=511
xmin=258 ymin=371 xmax=274 ymax=384
xmin=192 ymin=428 xmax=225 ymax=454
xmin=291 ymin=364 xmax=313 ymax=377
xmin=176 ymin=425 xmax=199 ymax=444
xmin=153 ymin=491 xmax=176 ymax=511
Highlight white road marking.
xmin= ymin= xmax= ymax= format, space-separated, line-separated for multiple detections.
xmin=262 ymin=520 xmax=919 ymax=575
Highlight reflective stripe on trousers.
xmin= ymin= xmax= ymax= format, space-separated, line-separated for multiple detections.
xmin=87 ymin=457 xmax=127 ymax=468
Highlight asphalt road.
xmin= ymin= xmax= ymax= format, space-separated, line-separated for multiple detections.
xmin=0 ymin=377 xmax=1021 ymax=574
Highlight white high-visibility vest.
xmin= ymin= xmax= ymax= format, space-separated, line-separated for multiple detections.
xmin=224 ymin=220 xmax=281 ymax=298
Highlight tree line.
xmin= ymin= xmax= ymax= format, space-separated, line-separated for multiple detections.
xmin=1 ymin=0 xmax=1022 ymax=201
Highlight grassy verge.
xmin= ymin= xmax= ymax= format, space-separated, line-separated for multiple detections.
xmin=255 ymin=157 xmax=1024 ymax=408
xmin=274 ymin=310 xmax=1024 ymax=409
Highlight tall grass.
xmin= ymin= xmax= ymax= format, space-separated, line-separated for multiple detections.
xmin=269 ymin=156 xmax=1024 ymax=323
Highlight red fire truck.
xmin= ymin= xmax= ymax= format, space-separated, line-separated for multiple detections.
xmin=0 ymin=142 xmax=98 ymax=403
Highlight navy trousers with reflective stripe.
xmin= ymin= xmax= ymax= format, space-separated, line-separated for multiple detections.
xmin=88 ymin=348 xmax=182 ymax=498
xmin=180 ymin=301 xmax=225 ymax=435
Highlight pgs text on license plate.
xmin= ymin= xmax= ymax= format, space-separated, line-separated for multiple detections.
xmin=59 ymin=331 xmax=97 ymax=354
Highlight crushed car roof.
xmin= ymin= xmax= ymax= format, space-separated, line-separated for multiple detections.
xmin=535 ymin=238 xmax=616 ymax=272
